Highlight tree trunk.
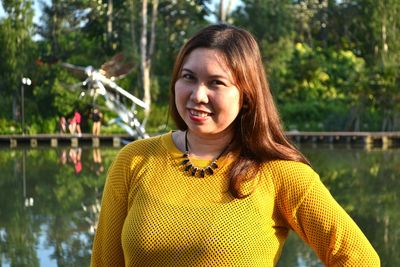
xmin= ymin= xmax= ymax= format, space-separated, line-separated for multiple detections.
xmin=140 ymin=0 xmax=158 ymax=125
xmin=107 ymin=0 xmax=113 ymax=45
xmin=219 ymin=0 xmax=225 ymax=22
xmin=140 ymin=0 xmax=149 ymax=123
xmin=345 ymin=106 xmax=361 ymax=131
xmin=129 ymin=0 xmax=137 ymax=53
xmin=219 ymin=0 xmax=232 ymax=23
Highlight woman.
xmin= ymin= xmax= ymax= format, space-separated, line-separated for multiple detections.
xmin=91 ymin=24 xmax=380 ymax=266
xmin=92 ymin=107 xmax=103 ymax=136
xmin=58 ymin=116 xmax=67 ymax=134
xmin=68 ymin=110 xmax=82 ymax=136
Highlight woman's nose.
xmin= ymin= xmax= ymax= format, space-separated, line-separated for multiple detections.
xmin=190 ymin=83 xmax=209 ymax=104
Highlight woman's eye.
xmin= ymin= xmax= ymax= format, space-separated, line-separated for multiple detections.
xmin=182 ymin=74 xmax=194 ymax=80
xmin=211 ymin=80 xmax=225 ymax=86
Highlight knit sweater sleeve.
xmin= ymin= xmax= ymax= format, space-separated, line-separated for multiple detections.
xmin=273 ymin=161 xmax=380 ymax=266
xmin=90 ymin=143 xmax=135 ymax=266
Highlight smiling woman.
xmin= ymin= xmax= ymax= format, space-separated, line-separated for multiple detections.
xmin=90 ymin=24 xmax=380 ymax=267
xmin=174 ymin=48 xmax=241 ymax=139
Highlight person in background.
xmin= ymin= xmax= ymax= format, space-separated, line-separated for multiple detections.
xmin=91 ymin=107 xmax=103 ymax=136
xmin=69 ymin=110 xmax=82 ymax=136
xmin=59 ymin=116 xmax=67 ymax=134
xmin=90 ymin=24 xmax=380 ymax=266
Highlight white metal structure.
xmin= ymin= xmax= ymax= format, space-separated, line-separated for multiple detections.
xmin=62 ymin=54 xmax=149 ymax=139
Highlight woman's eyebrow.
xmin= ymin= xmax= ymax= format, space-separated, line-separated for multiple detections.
xmin=181 ymin=68 xmax=194 ymax=73
xmin=181 ymin=67 xmax=231 ymax=81
xmin=209 ymin=74 xmax=229 ymax=80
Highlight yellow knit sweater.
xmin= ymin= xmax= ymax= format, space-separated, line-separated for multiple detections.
xmin=91 ymin=132 xmax=380 ymax=266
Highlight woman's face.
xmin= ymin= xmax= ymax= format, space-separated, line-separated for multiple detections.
xmin=175 ymin=48 xmax=241 ymax=137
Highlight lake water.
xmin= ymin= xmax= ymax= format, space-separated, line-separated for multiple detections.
xmin=0 ymin=143 xmax=398 ymax=266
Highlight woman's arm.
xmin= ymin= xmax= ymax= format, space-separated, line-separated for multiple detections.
xmin=283 ymin=167 xmax=380 ymax=266
xmin=90 ymin=148 xmax=131 ymax=266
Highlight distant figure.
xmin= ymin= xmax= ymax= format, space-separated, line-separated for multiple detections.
xmin=69 ymin=110 xmax=82 ymax=136
xmin=59 ymin=116 xmax=67 ymax=134
xmin=92 ymin=107 xmax=103 ymax=136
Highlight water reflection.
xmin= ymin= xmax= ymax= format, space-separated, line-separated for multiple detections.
xmin=91 ymin=148 xmax=105 ymax=177
xmin=0 ymin=146 xmax=117 ymax=267
xmin=278 ymin=145 xmax=400 ymax=267
xmin=0 ymin=145 xmax=398 ymax=266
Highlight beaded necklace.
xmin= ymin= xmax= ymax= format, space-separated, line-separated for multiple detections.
xmin=179 ymin=130 xmax=231 ymax=178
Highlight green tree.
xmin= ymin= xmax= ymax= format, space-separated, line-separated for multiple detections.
xmin=278 ymin=43 xmax=368 ymax=131
xmin=0 ymin=0 xmax=36 ymax=129
xmin=335 ymin=0 xmax=400 ymax=130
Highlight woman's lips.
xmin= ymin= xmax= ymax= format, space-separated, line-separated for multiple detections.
xmin=188 ymin=108 xmax=212 ymax=122
xmin=190 ymin=109 xmax=211 ymax=117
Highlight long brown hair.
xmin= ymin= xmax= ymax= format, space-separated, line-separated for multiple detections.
xmin=169 ymin=24 xmax=309 ymax=198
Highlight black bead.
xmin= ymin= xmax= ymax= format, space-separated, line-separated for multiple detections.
xmin=211 ymin=162 xmax=218 ymax=169
xmin=185 ymin=164 xmax=192 ymax=171
xmin=180 ymin=130 xmax=230 ymax=178
xmin=180 ymin=159 xmax=190 ymax=165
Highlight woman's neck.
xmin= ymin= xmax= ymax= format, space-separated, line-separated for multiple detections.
xmin=184 ymin=129 xmax=234 ymax=160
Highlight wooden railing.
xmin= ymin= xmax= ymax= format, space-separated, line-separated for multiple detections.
xmin=1 ymin=132 xmax=399 ymax=149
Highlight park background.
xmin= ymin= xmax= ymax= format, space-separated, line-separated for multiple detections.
xmin=1 ymin=0 xmax=400 ymax=135
xmin=0 ymin=1 xmax=399 ymax=267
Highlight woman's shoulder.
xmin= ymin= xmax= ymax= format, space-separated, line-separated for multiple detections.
xmin=263 ymin=159 xmax=315 ymax=176
xmin=117 ymin=133 xmax=166 ymax=159
xmin=261 ymin=159 xmax=319 ymax=192
xmin=124 ymin=133 xmax=162 ymax=147
xmin=259 ymin=160 xmax=322 ymax=218
xmin=108 ymin=133 xmax=168 ymax=183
